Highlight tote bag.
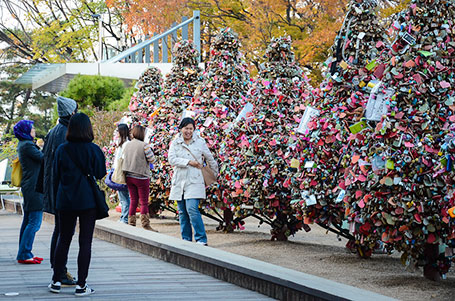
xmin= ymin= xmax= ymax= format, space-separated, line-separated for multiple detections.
xmin=111 ymin=157 xmax=126 ymax=184
xmin=11 ymin=158 xmax=22 ymax=187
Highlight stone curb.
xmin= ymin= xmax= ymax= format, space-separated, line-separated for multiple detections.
xmin=94 ymin=218 xmax=395 ymax=301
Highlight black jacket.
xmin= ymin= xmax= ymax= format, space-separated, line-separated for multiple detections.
xmin=36 ymin=118 xmax=69 ymax=214
xmin=53 ymin=141 xmax=106 ymax=211
xmin=17 ymin=140 xmax=43 ymax=212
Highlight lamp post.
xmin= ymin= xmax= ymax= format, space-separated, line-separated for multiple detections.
xmin=91 ymin=14 xmax=102 ymax=62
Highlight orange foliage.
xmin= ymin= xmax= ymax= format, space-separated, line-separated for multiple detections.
xmin=108 ymin=0 xmax=349 ymax=79
xmin=106 ymin=0 xmax=190 ymax=36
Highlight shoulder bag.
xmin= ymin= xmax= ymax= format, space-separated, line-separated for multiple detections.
xmin=184 ymin=146 xmax=217 ymax=186
xmin=11 ymin=157 xmax=22 ymax=187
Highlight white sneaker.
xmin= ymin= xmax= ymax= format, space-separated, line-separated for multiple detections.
xmin=197 ymin=241 xmax=208 ymax=246
xmin=75 ymin=284 xmax=95 ymax=296
xmin=48 ymin=281 xmax=61 ymax=293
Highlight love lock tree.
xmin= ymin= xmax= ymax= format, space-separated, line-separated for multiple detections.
xmin=103 ymin=66 xmax=164 ymax=215
xmin=146 ymin=40 xmax=203 ymax=214
xmin=290 ymin=0 xmax=388 ymax=257
xmin=221 ymin=36 xmax=314 ymax=240
xmin=338 ymin=0 xmax=455 ymax=280
xmin=189 ymin=28 xmax=251 ymax=231
xmin=294 ymin=0 xmax=455 ymax=280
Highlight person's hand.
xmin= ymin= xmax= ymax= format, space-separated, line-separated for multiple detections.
xmin=188 ymin=160 xmax=202 ymax=169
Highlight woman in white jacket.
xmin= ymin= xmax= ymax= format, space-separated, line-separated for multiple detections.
xmin=168 ymin=117 xmax=218 ymax=245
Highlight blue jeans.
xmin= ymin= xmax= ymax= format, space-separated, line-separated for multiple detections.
xmin=177 ymin=199 xmax=207 ymax=243
xmin=118 ymin=190 xmax=130 ymax=224
xmin=17 ymin=210 xmax=43 ymax=260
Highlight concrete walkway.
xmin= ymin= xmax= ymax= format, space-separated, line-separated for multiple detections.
xmin=0 ymin=211 xmax=273 ymax=300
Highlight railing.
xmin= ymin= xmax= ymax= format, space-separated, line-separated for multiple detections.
xmin=104 ymin=11 xmax=200 ymax=64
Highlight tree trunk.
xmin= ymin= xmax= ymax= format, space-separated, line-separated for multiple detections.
xmin=18 ymin=88 xmax=32 ymax=118
xmin=223 ymin=208 xmax=234 ymax=233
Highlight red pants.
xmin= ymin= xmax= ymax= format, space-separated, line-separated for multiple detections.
xmin=126 ymin=177 xmax=149 ymax=215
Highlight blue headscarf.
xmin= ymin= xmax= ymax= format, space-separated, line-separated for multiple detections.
xmin=13 ymin=120 xmax=34 ymax=141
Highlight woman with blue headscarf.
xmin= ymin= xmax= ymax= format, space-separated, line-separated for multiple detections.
xmin=14 ymin=120 xmax=44 ymax=264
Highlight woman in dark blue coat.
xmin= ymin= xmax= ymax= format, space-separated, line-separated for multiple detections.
xmin=48 ymin=113 xmax=106 ymax=297
xmin=14 ymin=120 xmax=44 ymax=264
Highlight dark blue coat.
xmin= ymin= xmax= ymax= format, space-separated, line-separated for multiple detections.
xmin=53 ymin=141 xmax=106 ymax=211
xmin=36 ymin=118 xmax=69 ymax=214
xmin=17 ymin=140 xmax=43 ymax=212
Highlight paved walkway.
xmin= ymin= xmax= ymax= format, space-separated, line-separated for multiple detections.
xmin=0 ymin=211 xmax=273 ymax=300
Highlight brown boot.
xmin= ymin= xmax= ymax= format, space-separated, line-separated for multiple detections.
xmin=128 ymin=215 xmax=136 ymax=226
xmin=140 ymin=214 xmax=158 ymax=232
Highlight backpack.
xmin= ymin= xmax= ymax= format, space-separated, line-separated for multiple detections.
xmin=11 ymin=158 xmax=22 ymax=187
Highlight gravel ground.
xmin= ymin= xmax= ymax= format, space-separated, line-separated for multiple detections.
xmin=107 ymin=208 xmax=455 ymax=300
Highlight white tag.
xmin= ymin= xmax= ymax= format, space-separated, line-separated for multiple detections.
xmin=365 ymin=86 xmax=394 ymax=121
xmin=235 ymin=102 xmax=254 ymax=123
xmin=349 ymin=222 xmax=355 ymax=234
xmin=306 ymin=195 xmax=317 ymax=206
xmin=203 ymin=117 xmax=214 ymax=127
xmin=304 ymin=161 xmax=315 ymax=169
xmin=144 ymin=127 xmax=153 ymax=143
xmin=182 ymin=110 xmax=195 ymax=119
xmin=241 ymin=204 xmax=254 ymax=210
xmin=297 ymin=106 xmax=320 ymax=134
xmin=335 ymin=189 xmax=346 ymax=203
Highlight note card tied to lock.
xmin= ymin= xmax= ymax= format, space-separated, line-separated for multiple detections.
xmin=297 ymin=106 xmax=320 ymax=134
xmin=235 ymin=102 xmax=254 ymax=123
xmin=365 ymin=88 xmax=394 ymax=121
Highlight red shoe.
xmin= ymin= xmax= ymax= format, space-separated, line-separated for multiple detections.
xmin=18 ymin=259 xmax=41 ymax=264
xmin=33 ymin=257 xmax=43 ymax=262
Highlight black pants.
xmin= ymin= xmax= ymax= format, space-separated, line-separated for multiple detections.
xmin=51 ymin=213 xmax=75 ymax=273
xmin=52 ymin=208 xmax=96 ymax=287
xmin=50 ymin=213 xmax=61 ymax=268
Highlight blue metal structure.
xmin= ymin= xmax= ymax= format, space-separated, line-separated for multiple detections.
xmin=104 ymin=11 xmax=201 ymax=64
xmin=14 ymin=11 xmax=201 ymax=91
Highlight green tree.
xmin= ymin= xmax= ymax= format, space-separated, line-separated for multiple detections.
xmin=106 ymin=83 xmax=136 ymax=111
xmin=61 ymin=74 xmax=127 ymax=112
xmin=0 ymin=61 xmax=55 ymax=139
xmin=0 ymin=0 xmax=132 ymax=63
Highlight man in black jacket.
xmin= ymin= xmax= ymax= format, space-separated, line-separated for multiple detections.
xmin=37 ymin=96 xmax=77 ymax=285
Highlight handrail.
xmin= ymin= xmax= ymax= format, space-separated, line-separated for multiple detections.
xmin=103 ymin=10 xmax=200 ymax=64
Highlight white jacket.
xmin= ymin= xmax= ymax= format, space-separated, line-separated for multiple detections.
xmin=168 ymin=132 xmax=218 ymax=200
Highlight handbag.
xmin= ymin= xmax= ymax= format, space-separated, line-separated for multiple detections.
xmin=105 ymin=169 xmax=128 ymax=191
xmin=11 ymin=157 xmax=22 ymax=187
xmin=111 ymin=157 xmax=126 ymax=184
xmin=65 ymin=146 xmax=109 ymax=220
xmin=184 ymin=147 xmax=217 ymax=186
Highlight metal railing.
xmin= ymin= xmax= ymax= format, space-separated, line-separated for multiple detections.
xmin=104 ymin=11 xmax=200 ymax=64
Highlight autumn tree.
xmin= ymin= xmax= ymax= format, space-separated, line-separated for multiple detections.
xmin=105 ymin=0 xmax=191 ymax=36
xmin=106 ymin=0 xmax=349 ymax=80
